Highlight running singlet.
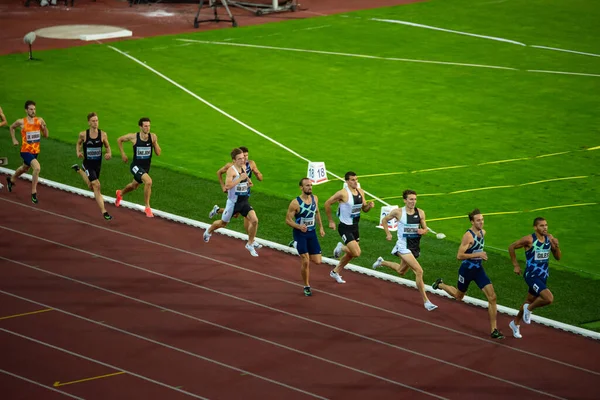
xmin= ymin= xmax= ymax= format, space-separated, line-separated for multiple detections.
xmin=21 ymin=117 xmax=42 ymax=154
xmin=396 ymin=207 xmax=422 ymax=250
xmin=295 ymin=195 xmax=317 ymax=232
xmin=461 ymin=230 xmax=485 ymax=269
xmin=83 ymin=129 xmax=103 ymax=162
xmin=525 ymin=234 xmax=551 ymax=279
xmin=227 ymin=166 xmax=249 ymax=202
xmin=132 ymin=132 xmax=153 ymax=170
xmin=338 ymin=187 xmax=362 ymax=226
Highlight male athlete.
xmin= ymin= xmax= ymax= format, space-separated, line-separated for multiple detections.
xmin=324 ymin=171 xmax=374 ymax=284
xmin=373 ymin=190 xmax=438 ymax=311
xmin=71 ymin=112 xmax=113 ymax=220
xmin=507 ymin=217 xmax=561 ymax=338
xmin=285 ymin=177 xmax=326 ymax=296
xmin=432 ymin=209 xmax=505 ymax=339
xmin=115 ymin=117 xmax=161 ymax=217
xmin=6 ymin=100 xmax=49 ymax=204
xmin=204 ymin=148 xmax=261 ymax=257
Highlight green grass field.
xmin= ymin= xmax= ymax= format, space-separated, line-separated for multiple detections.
xmin=1 ymin=0 xmax=599 ymax=330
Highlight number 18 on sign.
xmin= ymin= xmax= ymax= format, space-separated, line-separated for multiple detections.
xmin=307 ymin=162 xmax=328 ymax=185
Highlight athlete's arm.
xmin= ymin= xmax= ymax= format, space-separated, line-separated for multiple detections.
xmin=102 ymin=131 xmax=112 ymax=160
xmin=249 ymin=160 xmax=263 ymax=181
xmin=508 ymin=235 xmax=532 ymax=275
xmin=217 ymin=162 xmax=232 ymax=191
xmin=285 ymin=199 xmax=304 ymax=231
xmin=314 ymin=195 xmax=325 ymax=237
xmin=457 ymin=232 xmax=487 ymax=260
xmin=0 ymin=107 xmax=7 ymax=128
xmin=9 ymin=119 xmax=23 ymax=146
xmin=382 ymin=208 xmax=401 ymax=241
xmin=224 ymin=167 xmax=247 ymax=190
xmin=547 ymin=234 xmax=561 ymax=261
xmin=151 ymin=134 xmax=161 ymax=156
xmin=76 ymin=131 xmax=85 ymax=158
xmin=417 ymin=209 xmax=428 ymax=235
xmin=38 ymin=117 xmax=48 ymax=138
xmin=117 ymin=133 xmax=136 ymax=163
xmin=359 ymin=188 xmax=375 ymax=212
xmin=324 ymin=190 xmax=345 ymax=229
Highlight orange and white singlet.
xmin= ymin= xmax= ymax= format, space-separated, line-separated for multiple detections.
xmin=21 ymin=117 xmax=42 ymax=154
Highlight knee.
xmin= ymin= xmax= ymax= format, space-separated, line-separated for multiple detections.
xmin=545 ymin=292 xmax=554 ymax=304
xmin=487 ymin=292 xmax=497 ymax=304
xmin=351 ymin=248 xmax=361 ymax=258
xmin=91 ymin=181 xmax=101 ymax=191
xmin=32 ymin=164 xmax=40 ymax=174
xmin=413 ymin=267 xmax=423 ymax=279
xmin=145 ymin=178 xmax=153 ymax=186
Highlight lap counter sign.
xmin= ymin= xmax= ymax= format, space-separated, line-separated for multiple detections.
xmin=307 ymin=161 xmax=328 ymax=185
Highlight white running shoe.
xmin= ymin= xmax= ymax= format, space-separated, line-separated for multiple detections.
xmin=252 ymin=241 xmax=263 ymax=249
xmin=333 ymin=242 xmax=343 ymax=259
xmin=372 ymin=256 xmax=383 ymax=269
xmin=424 ymin=301 xmax=438 ymax=311
xmin=330 ymin=270 xmax=346 ymax=284
xmin=522 ymin=303 xmax=532 ymax=324
xmin=209 ymin=205 xmax=219 ymax=219
xmin=245 ymin=243 xmax=259 ymax=257
xmin=41 ymin=0 xmax=49 ymax=6
xmin=509 ymin=320 xmax=522 ymax=338
xmin=203 ymin=231 xmax=211 ymax=243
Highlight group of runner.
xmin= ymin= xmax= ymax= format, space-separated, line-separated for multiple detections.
xmin=2 ymin=100 xmax=561 ymax=340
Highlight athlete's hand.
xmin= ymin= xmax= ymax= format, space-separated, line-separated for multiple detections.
xmin=417 ymin=228 xmax=427 ymax=235
xmin=239 ymin=172 xmax=248 ymax=181
xmin=121 ymin=154 xmax=128 ymax=163
xmin=513 ymin=264 xmax=521 ymax=275
xmin=328 ymin=220 xmax=336 ymax=230
xmin=299 ymin=224 xmax=308 ymax=233
xmin=77 ymin=151 xmax=84 ymax=159
xmin=319 ymin=227 xmax=325 ymax=237
xmin=367 ymin=201 xmax=375 ymax=211
xmin=386 ymin=232 xmax=392 ymax=241
xmin=548 ymin=234 xmax=559 ymax=248
xmin=221 ymin=185 xmax=227 ymax=193
xmin=12 ymin=138 xmax=18 ymax=146
xmin=479 ymin=251 xmax=488 ymax=261
xmin=104 ymin=153 xmax=112 ymax=161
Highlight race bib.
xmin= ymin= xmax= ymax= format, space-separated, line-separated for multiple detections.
xmin=351 ymin=204 xmax=362 ymax=217
xmin=136 ymin=147 xmax=152 ymax=158
xmin=403 ymin=223 xmax=419 ymax=238
xmin=301 ymin=217 xmax=315 ymax=228
xmin=472 ymin=249 xmax=484 ymax=260
xmin=26 ymin=131 xmax=41 ymax=143
xmin=535 ymin=250 xmax=549 ymax=261
xmin=86 ymin=148 xmax=102 ymax=159
xmin=235 ymin=181 xmax=248 ymax=195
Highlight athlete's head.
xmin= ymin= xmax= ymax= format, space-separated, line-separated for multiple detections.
xmin=138 ymin=117 xmax=151 ymax=134
xmin=299 ymin=177 xmax=313 ymax=195
xmin=345 ymin=171 xmax=358 ymax=189
xmin=239 ymin=146 xmax=249 ymax=162
xmin=468 ymin=208 xmax=484 ymax=230
xmin=533 ymin=217 xmax=548 ymax=235
xmin=231 ymin=148 xmax=245 ymax=167
xmin=87 ymin=112 xmax=98 ymax=129
xmin=24 ymin=100 xmax=36 ymax=118
xmin=402 ymin=189 xmax=417 ymax=209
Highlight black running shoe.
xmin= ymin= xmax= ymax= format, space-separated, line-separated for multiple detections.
xmin=432 ymin=278 xmax=443 ymax=290
xmin=103 ymin=212 xmax=113 ymax=221
xmin=491 ymin=329 xmax=505 ymax=339
xmin=6 ymin=176 xmax=13 ymax=192
xmin=304 ymin=287 xmax=312 ymax=297
xmin=71 ymin=164 xmax=80 ymax=172
xmin=31 ymin=193 xmax=38 ymax=204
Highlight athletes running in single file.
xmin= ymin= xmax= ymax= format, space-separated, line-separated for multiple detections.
xmin=209 ymin=146 xmax=263 ymax=219
xmin=285 ymin=178 xmax=326 ymax=296
xmin=373 ymin=190 xmax=438 ymax=311
xmin=6 ymin=100 xmax=48 ymax=204
xmin=204 ymin=148 xmax=261 ymax=257
xmin=71 ymin=112 xmax=113 ymax=220
xmin=432 ymin=209 xmax=505 ymax=339
xmin=324 ymin=171 xmax=375 ymax=283
xmin=507 ymin=217 xmax=561 ymax=338
xmin=115 ymin=117 xmax=161 ymax=217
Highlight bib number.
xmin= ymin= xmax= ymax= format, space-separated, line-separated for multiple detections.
xmin=351 ymin=204 xmax=362 ymax=217
xmin=86 ymin=148 xmax=102 ymax=159
xmin=136 ymin=147 xmax=152 ymax=158
xmin=235 ymin=182 xmax=248 ymax=195
xmin=402 ymin=223 xmax=419 ymax=238
xmin=301 ymin=217 xmax=315 ymax=228
xmin=535 ymin=251 xmax=549 ymax=261
xmin=26 ymin=131 xmax=41 ymax=143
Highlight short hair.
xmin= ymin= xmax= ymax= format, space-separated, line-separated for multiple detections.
xmin=468 ymin=208 xmax=482 ymax=222
xmin=138 ymin=117 xmax=151 ymax=127
xmin=299 ymin=177 xmax=310 ymax=186
xmin=239 ymin=146 xmax=249 ymax=153
xmin=533 ymin=217 xmax=546 ymax=226
xmin=231 ymin=148 xmax=243 ymax=160
xmin=87 ymin=112 xmax=97 ymax=121
xmin=24 ymin=100 xmax=36 ymax=109
xmin=403 ymin=189 xmax=417 ymax=199
xmin=345 ymin=171 xmax=357 ymax=181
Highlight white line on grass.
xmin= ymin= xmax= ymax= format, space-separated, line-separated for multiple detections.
xmin=527 ymin=69 xmax=600 ymax=78
xmin=107 ymin=44 xmax=388 ymax=205
xmin=531 ymin=45 xmax=600 ymax=58
xmin=175 ymin=39 xmax=517 ymax=70
xmin=0 ymin=368 xmax=85 ymax=400
xmin=371 ymin=18 xmax=526 ymax=46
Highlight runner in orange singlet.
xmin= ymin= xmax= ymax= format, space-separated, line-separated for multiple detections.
xmin=7 ymin=100 xmax=48 ymax=204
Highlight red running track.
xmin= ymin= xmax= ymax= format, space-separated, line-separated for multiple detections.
xmin=0 ymin=182 xmax=599 ymax=400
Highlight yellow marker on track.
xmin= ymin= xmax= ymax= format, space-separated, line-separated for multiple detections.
xmin=0 ymin=308 xmax=52 ymax=321
xmin=53 ymin=371 xmax=125 ymax=387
